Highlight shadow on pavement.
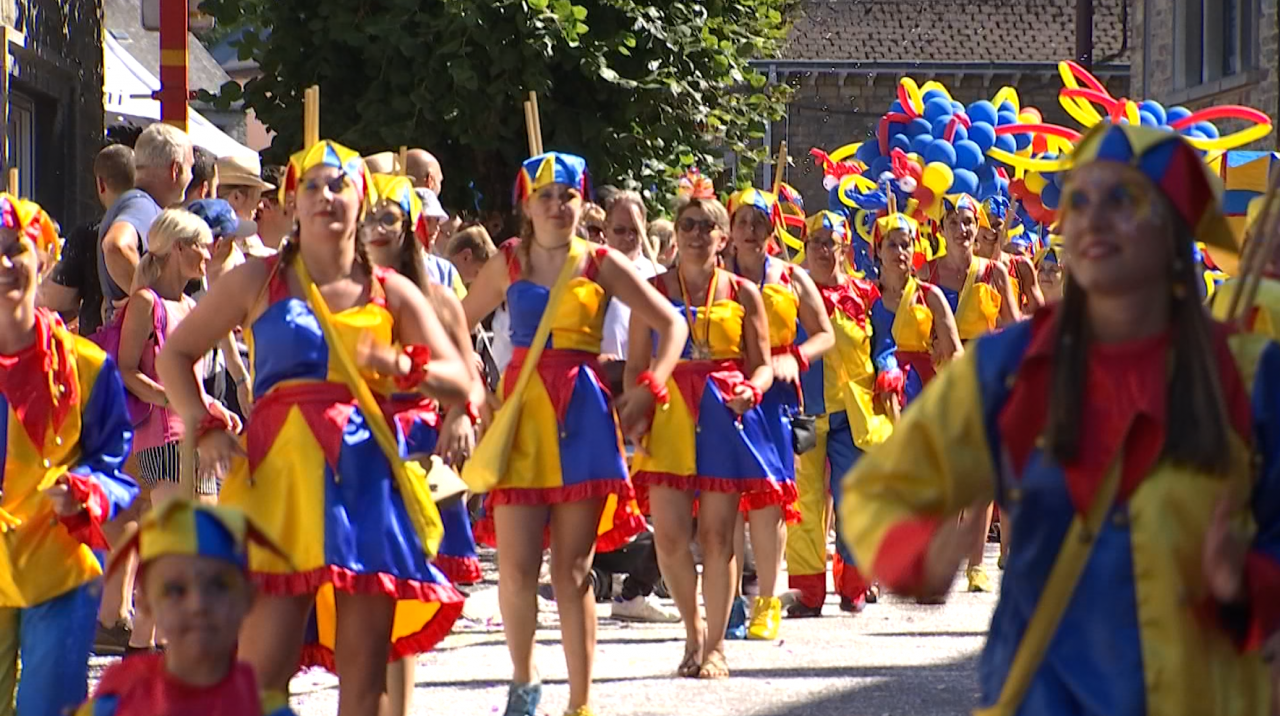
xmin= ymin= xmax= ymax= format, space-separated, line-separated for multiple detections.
xmin=752 ymin=652 xmax=982 ymax=716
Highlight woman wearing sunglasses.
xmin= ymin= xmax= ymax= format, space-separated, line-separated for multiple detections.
xmin=157 ymin=140 xmax=473 ymax=716
xmin=842 ymin=122 xmax=1280 ymax=716
xmin=629 ymin=185 xmax=780 ymax=680
xmin=462 ymin=152 xmax=684 ymax=716
xmin=724 ymin=187 xmax=833 ymax=640
xmin=782 ymin=211 xmax=897 ymax=618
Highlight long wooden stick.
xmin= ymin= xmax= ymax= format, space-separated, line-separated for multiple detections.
xmin=1228 ymin=163 xmax=1280 ymax=324
xmin=772 ymin=141 xmax=788 ymax=195
xmin=528 ymin=91 xmax=544 ymax=155
xmin=304 ymin=85 xmax=320 ymax=149
xmin=398 ymin=146 xmax=408 ymax=177
xmin=523 ymin=101 xmax=539 ymax=158
xmin=6 ymin=168 xmax=16 ymax=196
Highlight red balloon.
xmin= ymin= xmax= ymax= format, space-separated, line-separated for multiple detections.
xmin=1019 ymin=107 xmax=1044 ymax=123
xmin=1010 ymin=179 xmax=1028 ymax=200
xmin=1032 ymin=135 xmax=1048 ymax=154
xmin=1169 ymin=105 xmax=1273 ymax=129
xmin=913 ymin=186 xmax=935 ymax=206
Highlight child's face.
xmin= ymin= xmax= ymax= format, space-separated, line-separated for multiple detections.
xmin=140 ymin=555 xmax=252 ymax=665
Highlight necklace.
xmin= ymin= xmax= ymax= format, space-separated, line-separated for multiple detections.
xmin=677 ymin=267 xmax=718 ymax=360
xmin=532 ymin=239 xmax=572 ymax=252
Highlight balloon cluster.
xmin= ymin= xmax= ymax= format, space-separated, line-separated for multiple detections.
xmin=814 ymin=60 xmax=1274 ymax=237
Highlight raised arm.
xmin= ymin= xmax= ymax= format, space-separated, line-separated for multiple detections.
xmin=101 ymin=223 xmax=142 ymax=299
xmin=381 ymin=272 xmax=472 ymax=406
xmin=990 ymin=263 xmax=1021 ymax=326
xmin=791 ymin=268 xmax=835 ymax=365
xmin=923 ymin=283 xmax=964 ymax=365
xmin=735 ymin=280 xmax=774 ymax=408
xmin=1012 ymin=257 xmax=1045 ymax=315
xmin=461 ymin=245 xmax=512 ymax=330
xmin=116 ymin=290 xmax=167 ymax=406
xmin=598 ymin=249 xmax=686 ymax=389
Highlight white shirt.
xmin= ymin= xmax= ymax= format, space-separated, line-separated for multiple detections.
xmin=601 ymin=255 xmax=664 ymax=357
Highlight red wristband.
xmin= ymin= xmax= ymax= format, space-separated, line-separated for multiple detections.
xmin=394 ymin=345 xmax=432 ymax=391
xmin=635 ymin=371 xmax=670 ymax=405
xmin=744 ymin=381 xmax=763 ymax=407
xmin=462 ymin=401 xmax=481 ymax=426
xmin=789 ymin=345 xmax=811 ymax=372
xmin=197 ymin=411 xmax=234 ymax=441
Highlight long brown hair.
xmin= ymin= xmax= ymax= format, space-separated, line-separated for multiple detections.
xmin=1045 ymin=215 xmax=1231 ymax=475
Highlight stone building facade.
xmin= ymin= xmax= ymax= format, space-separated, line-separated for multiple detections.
xmin=763 ymin=0 xmax=1131 ymax=205
xmin=1 ymin=0 xmax=104 ymax=226
xmin=1131 ymin=0 xmax=1278 ymax=148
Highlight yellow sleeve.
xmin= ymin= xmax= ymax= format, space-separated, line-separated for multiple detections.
xmin=839 ymin=344 xmax=998 ymax=591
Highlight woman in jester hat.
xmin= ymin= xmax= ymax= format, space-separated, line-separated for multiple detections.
xmin=975 ymin=196 xmax=1045 ymax=315
xmin=157 ymin=139 xmax=473 ymax=716
xmin=724 ymin=185 xmax=834 ymax=641
xmin=1033 ymin=235 xmax=1066 ymax=304
xmin=842 ymin=122 xmax=1280 ymax=716
xmin=0 ymin=193 xmax=139 ymax=716
xmin=868 ymin=211 xmax=963 ymax=406
xmin=461 ymin=152 xmax=685 ymax=716
xmin=783 ymin=209 xmax=898 ymax=618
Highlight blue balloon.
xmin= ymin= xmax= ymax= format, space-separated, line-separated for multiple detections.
xmin=907 ymin=117 xmax=932 ymax=137
xmin=889 ymin=100 xmax=904 ymax=114
xmin=995 ymin=134 xmax=1018 ymax=154
xmin=968 ymin=121 xmax=997 ymax=152
xmin=855 ymin=141 xmax=880 ymax=165
xmin=950 ymin=100 xmax=965 ymax=114
xmin=1196 ymin=121 xmax=1220 ymax=139
xmin=954 ymin=140 xmax=983 ymax=171
xmin=967 ymin=100 xmax=998 ymax=126
xmin=1139 ymin=111 xmax=1158 ymax=127
xmin=922 ymin=89 xmax=949 ymax=104
xmin=1167 ymin=105 xmax=1192 ymax=123
xmin=979 ymin=180 xmax=997 ymax=199
xmin=889 ymin=134 xmax=911 ymax=153
xmin=923 ymin=98 xmax=953 ymax=123
xmin=888 ymin=122 xmax=908 ymax=138
xmin=1040 ymin=182 xmax=1061 ymax=210
xmin=977 ymin=162 xmax=997 ymax=183
xmin=910 ymin=134 xmax=934 ymax=155
xmin=950 ymin=168 xmax=979 ymax=195
xmin=994 ymin=177 xmax=1010 ymax=198
xmin=931 ymin=117 xmax=952 ymax=139
xmin=1184 ymin=128 xmax=1207 ymax=140
xmin=1140 ymin=100 xmax=1167 ymax=125
xmin=868 ymin=156 xmax=892 ymax=177
xmin=925 ymin=141 xmax=957 ymax=167
xmin=949 ymin=125 xmax=969 ymax=143
xmin=1013 ymin=132 xmax=1031 ymax=151
xmin=998 ymin=101 xmax=1018 ymax=115
xmin=997 ymin=110 xmax=1019 ymax=126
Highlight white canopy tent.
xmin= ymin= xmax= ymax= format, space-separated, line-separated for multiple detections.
xmin=103 ymin=33 xmax=259 ymax=165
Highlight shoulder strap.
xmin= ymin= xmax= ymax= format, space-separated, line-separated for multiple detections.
xmin=145 ymin=288 xmax=168 ymax=350
xmin=500 ymin=240 xmax=522 ymax=284
xmin=505 ymin=238 xmax=588 ymax=398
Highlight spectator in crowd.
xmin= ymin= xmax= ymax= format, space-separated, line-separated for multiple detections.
xmin=444 ymin=225 xmax=497 ymax=286
xmin=184 ymin=146 xmax=219 ymax=203
xmin=99 ymin=123 xmax=193 ymax=319
xmin=595 ymin=530 xmax=680 ymax=623
xmin=256 ymin=165 xmax=293 ymax=251
xmin=188 ymin=198 xmax=256 ymax=415
xmin=415 ymin=188 xmax=450 ymax=255
xmin=405 ymin=148 xmax=442 ymax=194
xmin=599 ymin=190 xmax=664 ymax=367
xmin=41 ymin=144 xmax=134 ymax=334
xmin=580 ymin=202 xmax=606 ymax=244
xmin=438 ymin=214 xmax=463 ymax=248
xmin=648 ymin=218 xmax=677 ymax=267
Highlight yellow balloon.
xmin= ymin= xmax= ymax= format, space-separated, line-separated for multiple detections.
xmin=991 ymin=86 xmax=1020 ymax=113
xmin=1024 ymin=172 xmax=1048 ymax=194
xmin=830 ymin=142 xmax=862 ymax=163
xmin=1184 ymin=122 xmax=1274 ymax=151
xmin=899 ymin=77 xmax=926 ymax=115
xmin=921 ymin=163 xmax=953 ymax=194
xmin=987 ymin=147 xmax=1073 ymax=173
xmin=919 ymin=80 xmax=953 ymax=101
xmin=905 ymin=152 xmax=923 ymax=168
xmin=1056 ymin=61 xmax=1104 ymax=125
xmin=1045 ymin=135 xmax=1075 ymax=155
xmin=1124 ymin=101 xmax=1140 ymax=126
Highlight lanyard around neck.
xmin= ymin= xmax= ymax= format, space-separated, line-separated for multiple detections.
xmin=677 ymin=267 xmax=718 ymax=356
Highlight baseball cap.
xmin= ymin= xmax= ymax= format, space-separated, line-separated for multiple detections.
xmin=415 ymin=188 xmax=449 ymax=221
xmin=188 ymin=198 xmax=258 ymax=240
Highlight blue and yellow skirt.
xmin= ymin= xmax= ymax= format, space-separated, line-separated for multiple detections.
xmin=221 ymin=382 xmax=464 ymax=672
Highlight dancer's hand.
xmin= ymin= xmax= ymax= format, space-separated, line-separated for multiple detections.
xmin=436 ymin=407 xmax=476 ymax=467
xmin=1203 ymin=491 xmax=1250 ymax=604
xmin=616 ymin=386 xmax=656 ymax=449
xmin=198 ymin=429 xmax=246 ymax=486
xmin=919 ymin=499 xmax=989 ymax=600
xmin=42 ymin=477 xmax=80 ymax=516
xmin=772 ymin=353 xmax=801 ymax=385
xmin=356 ymin=332 xmax=408 ymax=379
xmin=726 ymin=384 xmax=758 ymax=415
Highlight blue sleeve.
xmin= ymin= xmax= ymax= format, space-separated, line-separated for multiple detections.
xmin=68 ymin=356 xmax=138 ymax=520
xmin=115 ymin=194 xmax=160 ymax=252
xmin=868 ymin=299 xmax=899 ymax=374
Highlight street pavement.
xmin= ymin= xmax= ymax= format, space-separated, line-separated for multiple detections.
xmin=88 ymin=545 xmax=998 ymax=716
xmin=282 ymin=545 xmax=1000 ymax=716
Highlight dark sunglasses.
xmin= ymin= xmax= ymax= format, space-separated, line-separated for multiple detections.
xmin=302 ymin=173 xmax=352 ymax=195
xmin=585 ymin=224 xmax=605 ymax=236
xmin=678 ymin=217 xmax=718 ymax=235
xmin=365 ymin=212 xmax=402 ymax=229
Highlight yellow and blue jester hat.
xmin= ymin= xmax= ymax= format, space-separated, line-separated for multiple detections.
xmin=943 ymin=194 xmax=986 ymax=226
xmin=0 ymin=193 xmax=59 ymax=266
xmin=513 ymin=152 xmax=591 ymax=204
xmin=371 ymin=173 xmax=428 ymax=245
xmin=110 ymin=499 xmax=288 ymax=576
xmin=280 ymin=140 xmax=377 ymax=214
xmin=805 ymin=210 xmax=853 ymax=245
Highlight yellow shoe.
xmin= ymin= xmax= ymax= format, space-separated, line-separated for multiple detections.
xmin=564 ymin=708 xmax=596 ymax=716
xmin=746 ymin=596 xmax=782 ymax=641
xmin=966 ymin=566 xmax=993 ymax=593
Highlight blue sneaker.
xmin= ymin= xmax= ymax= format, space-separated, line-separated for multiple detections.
xmin=725 ymin=595 xmax=748 ymax=640
xmin=504 ymin=681 xmax=542 ymax=716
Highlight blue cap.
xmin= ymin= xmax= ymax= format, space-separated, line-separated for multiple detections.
xmin=187 ymin=198 xmax=257 ymax=240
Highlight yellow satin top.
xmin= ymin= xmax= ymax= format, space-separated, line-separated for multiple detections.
xmin=547 ymin=277 xmax=608 ymax=352
xmin=683 ymin=300 xmax=745 ymax=360
xmin=955 ymin=260 xmax=1002 ymax=341
xmin=761 ymin=283 xmax=799 ymax=348
xmin=891 ymin=277 xmax=934 ymax=353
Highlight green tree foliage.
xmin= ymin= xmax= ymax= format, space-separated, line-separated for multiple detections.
xmin=198 ymin=0 xmax=798 ymax=215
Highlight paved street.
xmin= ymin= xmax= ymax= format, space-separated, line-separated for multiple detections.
xmin=284 ymin=545 xmax=999 ymax=716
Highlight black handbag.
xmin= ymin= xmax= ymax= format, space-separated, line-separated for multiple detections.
xmin=790 ymin=410 xmax=818 ymax=454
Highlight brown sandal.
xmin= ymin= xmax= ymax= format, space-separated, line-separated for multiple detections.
xmin=697 ymin=649 xmax=729 ymax=680
xmin=677 ymin=648 xmax=701 ymax=678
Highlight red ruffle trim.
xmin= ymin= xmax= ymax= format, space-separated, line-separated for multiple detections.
xmin=473 ymin=479 xmax=647 ymax=555
xmin=739 ymin=479 xmax=802 ymax=525
xmin=298 ymin=595 xmax=465 ymax=673
xmin=435 ymin=554 xmax=483 ymax=586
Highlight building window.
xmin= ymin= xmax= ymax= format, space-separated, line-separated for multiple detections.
xmin=6 ymin=92 xmax=33 ymax=198
xmin=1176 ymin=0 xmax=1256 ymax=89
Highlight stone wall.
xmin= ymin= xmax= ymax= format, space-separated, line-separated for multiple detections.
xmin=4 ymin=0 xmax=104 ymax=226
xmin=1132 ymin=0 xmax=1278 ymax=149
xmin=765 ymin=69 xmax=1130 ymax=206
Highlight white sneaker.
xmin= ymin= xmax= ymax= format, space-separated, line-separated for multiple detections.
xmin=611 ymin=595 xmax=680 ymax=623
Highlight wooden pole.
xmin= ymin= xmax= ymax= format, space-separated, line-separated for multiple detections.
xmin=398 ymin=146 xmax=408 ymax=177
xmin=304 ymin=85 xmax=320 ymax=149
xmin=523 ymin=101 xmax=539 ymax=158
xmin=772 ymin=141 xmax=788 ymax=195
xmin=1229 ymin=165 xmax=1280 ymax=325
xmin=528 ymin=91 xmax=544 ymax=155
xmin=159 ymin=0 xmax=189 ymax=131
xmin=6 ymin=168 xmax=16 ymax=196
